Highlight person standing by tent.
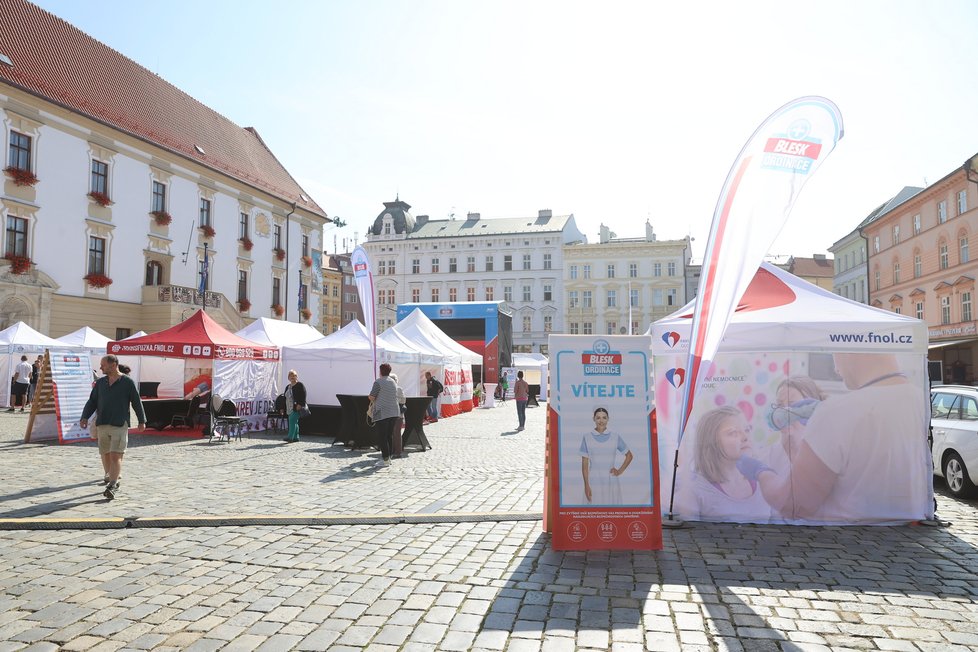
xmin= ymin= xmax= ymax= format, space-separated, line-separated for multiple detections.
xmin=26 ymin=354 xmax=41 ymax=408
xmin=282 ymin=369 xmax=307 ymax=443
xmin=514 ymin=370 xmax=529 ymax=431
xmin=370 ymin=363 xmax=401 ymax=466
xmin=425 ymin=371 xmax=442 ymax=423
xmin=6 ymin=355 xmax=32 ymax=413
xmin=80 ymin=355 xmax=146 ymax=500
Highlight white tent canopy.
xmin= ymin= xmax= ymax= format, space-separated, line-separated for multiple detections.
xmin=651 ymin=263 xmax=931 ymax=526
xmin=281 ymin=320 xmax=424 ymax=405
xmin=396 ymin=309 xmax=483 ymax=365
xmin=0 ymin=322 xmax=80 ymax=407
xmin=56 ymin=326 xmax=111 ymax=377
xmin=235 ymin=318 xmax=324 ymax=347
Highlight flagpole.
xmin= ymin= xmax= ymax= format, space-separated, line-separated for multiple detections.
xmin=199 ymin=242 xmax=209 ymax=314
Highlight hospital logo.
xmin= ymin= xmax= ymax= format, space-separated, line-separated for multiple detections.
xmin=661 ymin=331 xmax=680 ymax=347
xmin=666 ymin=368 xmax=685 ymax=388
xmin=761 ymin=119 xmax=822 ymax=175
xmin=582 ymin=339 xmax=621 ymax=376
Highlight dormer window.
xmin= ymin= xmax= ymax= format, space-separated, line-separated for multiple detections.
xmin=384 ymin=221 xmax=392 ymax=235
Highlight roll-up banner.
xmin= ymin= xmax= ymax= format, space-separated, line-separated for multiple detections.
xmin=548 ymin=335 xmax=661 ymax=550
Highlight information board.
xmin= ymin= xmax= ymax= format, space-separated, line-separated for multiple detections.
xmin=50 ymin=351 xmax=94 ymax=443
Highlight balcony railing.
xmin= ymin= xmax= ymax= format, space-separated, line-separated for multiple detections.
xmin=154 ymin=285 xmax=223 ymax=308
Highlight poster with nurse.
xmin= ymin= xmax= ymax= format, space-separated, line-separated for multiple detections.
xmin=548 ymin=335 xmax=662 ymax=551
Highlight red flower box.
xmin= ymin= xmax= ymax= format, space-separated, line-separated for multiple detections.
xmin=272 ymin=304 xmax=285 ymax=317
xmin=301 ymin=255 xmax=312 ymax=268
xmin=300 ymin=308 xmax=312 ymax=321
xmin=240 ymin=237 xmax=254 ymax=251
xmin=88 ymin=191 xmax=112 ymax=206
xmin=274 ymin=248 xmax=286 ymax=261
xmin=151 ymin=210 xmax=172 ymax=226
xmin=200 ymin=224 xmax=216 ymax=238
xmin=239 ymin=298 xmax=251 ymax=312
xmin=84 ymin=273 xmax=113 ymax=288
xmin=3 ymin=254 xmax=31 ymax=274
xmin=3 ymin=166 xmax=38 ymax=187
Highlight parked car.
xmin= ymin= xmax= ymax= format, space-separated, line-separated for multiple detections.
xmin=930 ymin=385 xmax=978 ymax=498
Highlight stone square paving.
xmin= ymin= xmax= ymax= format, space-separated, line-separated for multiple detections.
xmin=1 ymin=402 xmax=977 ymax=651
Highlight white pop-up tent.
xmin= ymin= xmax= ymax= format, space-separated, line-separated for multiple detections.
xmin=281 ymin=320 xmax=424 ymax=406
xmin=0 ymin=322 xmax=80 ymax=408
xmin=387 ymin=309 xmax=480 ymax=416
xmin=378 ymin=325 xmax=449 ymax=398
xmin=56 ymin=326 xmax=111 ymax=378
xmin=512 ymin=352 xmax=549 ymax=401
xmin=235 ymin=318 xmax=324 ymax=347
xmin=651 ymin=263 xmax=932 ymax=526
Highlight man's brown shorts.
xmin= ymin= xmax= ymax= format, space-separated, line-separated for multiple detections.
xmin=97 ymin=424 xmax=128 ymax=455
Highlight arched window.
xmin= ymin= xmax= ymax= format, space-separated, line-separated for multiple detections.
xmin=145 ymin=261 xmax=164 ymax=286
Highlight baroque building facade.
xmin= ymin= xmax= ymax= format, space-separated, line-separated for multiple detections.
xmin=0 ymin=0 xmax=328 ymax=337
xmin=363 ymin=198 xmax=586 ymax=354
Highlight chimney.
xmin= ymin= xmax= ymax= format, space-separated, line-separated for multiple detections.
xmin=599 ymin=223 xmax=611 ymax=244
xmin=416 ymin=215 xmax=429 ymax=228
xmin=467 ymin=212 xmax=480 ymax=221
xmin=538 ymin=209 xmax=552 ymax=219
xmin=645 ymin=220 xmax=656 ymax=242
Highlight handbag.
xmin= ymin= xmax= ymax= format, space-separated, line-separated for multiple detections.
xmin=297 ymin=405 xmax=311 ymax=418
xmin=365 ymin=404 xmax=375 ymax=427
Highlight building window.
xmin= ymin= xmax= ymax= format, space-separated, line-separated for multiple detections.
xmin=668 ymin=262 xmax=676 ymax=276
xmin=915 ymin=301 xmax=924 ymax=320
xmin=568 ymin=291 xmax=579 ymax=308
xmin=940 ymin=242 xmax=949 ymax=269
xmin=583 ymin=264 xmax=591 ymax=279
xmin=959 ymin=190 xmax=968 ymax=215
xmin=386 ymin=289 xmax=395 ymax=305
xmin=5 ymin=215 xmax=28 ymax=257
xmin=486 ymin=256 xmax=494 ymax=272
xmin=412 ymin=259 xmax=420 ymax=274
xmin=941 ymin=296 xmax=951 ymax=324
xmin=7 ymin=131 xmax=31 ymax=170
xmin=543 ymin=253 xmax=552 ymax=270
xmin=522 ymin=285 xmax=531 ymax=302
xmin=431 ymin=258 xmax=440 ymax=273
xmin=667 ymin=289 xmax=677 ymax=306
xmin=523 ymin=254 xmax=531 ymax=270
xmin=607 ymin=263 xmax=616 ymax=279
xmin=631 ymin=321 xmax=640 ymax=334
xmin=543 ymin=284 xmax=552 ymax=301
xmin=449 ymin=257 xmax=457 ymax=273
xmin=504 ymin=255 xmax=513 ymax=271
xmin=914 ymin=214 xmax=921 ymax=234
xmin=569 ymin=322 xmax=579 ymax=335
xmin=583 ymin=322 xmax=593 ymax=335
xmin=485 ymin=286 xmax=494 ymax=300
xmin=239 ymin=213 xmax=249 ymax=240
xmin=630 ymin=289 xmax=639 ymax=307
xmin=583 ymin=290 xmax=592 ymax=308
xmin=152 ymin=181 xmax=166 ymax=213
xmin=873 ymin=235 xmax=880 ymax=253
xmin=607 ymin=290 xmax=617 ymax=308
xmin=569 ymin=264 xmax=578 ymax=279
xmin=388 ymin=259 xmax=396 ymax=275
xmin=378 ymin=260 xmax=387 ymax=276
xmin=939 ymin=201 xmax=947 ymax=224
xmin=467 ymin=256 xmax=476 ymax=272
xmin=874 ymin=269 xmax=880 ymax=291
xmin=272 ymin=277 xmax=281 ymax=306
xmin=963 ymin=292 xmax=973 ymax=323
xmin=629 ymin=263 xmax=638 ymax=278
xmin=961 ymin=236 xmax=970 ymax=264
xmin=449 ymin=287 xmax=457 ymax=302
xmin=607 ymin=321 xmax=617 ymax=335
xmin=544 ymin=314 xmax=553 ymax=333
xmin=116 ymin=328 xmax=131 ymax=340
xmin=87 ymin=236 xmax=106 ymax=275
xmin=237 ymin=270 xmax=248 ymax=302
xmin=654 ymin=262 xmax=662 ymax=277
xmin=383 ymin=221 xmax=391 ymax=235
xmin=467 ymin=287 xmax=476 ymax=301
xmin=302 ymin=234 xmax=309 ymax=257
xmin=145 ymin=261 xmax=163 ymax=286
xmin=892 ymin=225 xmax=900 ymax=244
xmin=504 ymin=286 xmax=513 ymax=302
xmin=893 ymin=262 xmax=900 ymax=284
xmin=199 ymin=198 xmax=211 ymax=227
xmin=431 ymin=288 xmax=439 ymax=302
xmin=91 ymin=160 xmax=108 ymax=195
xmin=652 ymin=288 xmax=663 ymax=306
xmin=523 ymin=314 xmax=532 ymax=333
xmin=411 ymin=288 xmax=420 ymax=302
xmin=914 ymin=253 xmax=922 ymax=278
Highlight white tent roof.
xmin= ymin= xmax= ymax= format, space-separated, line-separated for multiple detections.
xmin=392 ymin=309 xmax=483 ymax=365
xmin=378 ymin=325 xmax=446 ymax=363
xmin=512 ymin=353 xmax=548 ymax=369
xmin=123 ymin=331 xmax=147 ymax=340
xmin=235 ymin=317 xmax=323 ymax=347
xmin=0 ymin=322 xmax=77 ymax=351
xmin=56 ymin=326 xmax=111 ymax=352
xmin=653 ymin=263 xmax=927 ymax=353
xmin=284 ymin=320 xmax=418 ymax=360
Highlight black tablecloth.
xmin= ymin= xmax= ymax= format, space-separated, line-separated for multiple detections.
xmin=142 ymin=399 xmax=191 ymax=430
xmin=402 ymin=396 xmax=432 ymax=451
xmin=336 ymin=394 xmax=375 ymax=449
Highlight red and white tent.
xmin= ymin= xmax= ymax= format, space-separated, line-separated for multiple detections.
xmin=107 ymin=310 xmax=280 ymax=429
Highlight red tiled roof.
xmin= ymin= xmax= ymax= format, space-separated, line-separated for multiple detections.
xmin=0 ymin=0 xmax=326 ymax=218
xmin=788 ymin=256 xmax=834 ymax=278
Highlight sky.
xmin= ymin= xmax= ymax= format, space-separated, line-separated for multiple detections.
xmin=32 ymin=0 xmax=978 ymax=261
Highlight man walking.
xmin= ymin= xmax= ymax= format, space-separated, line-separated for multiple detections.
xmin=6 ymin=355 xmax=32 ymax=412
xmin=514 ymin=370 xmax=529 ymax=431
xmin=80 ymin=354 xmax=146 ymax=500
xmin=425 ymin=371 xmax=443 ymax=422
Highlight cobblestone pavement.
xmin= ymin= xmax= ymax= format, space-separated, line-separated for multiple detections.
xmin=2 ymin=405 xmax=978 ymax=651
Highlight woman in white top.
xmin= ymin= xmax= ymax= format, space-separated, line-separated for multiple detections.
xmin=580 ymin=407 xmax=633 ymax=504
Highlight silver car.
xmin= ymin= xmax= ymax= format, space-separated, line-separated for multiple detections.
xmin=930 ymin=386 xmax=978 ymax=498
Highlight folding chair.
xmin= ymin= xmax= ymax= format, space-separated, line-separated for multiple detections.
xmin=170 ymin=394 xmax=202 ymax=430
xmin=208 ymin=393 xmax=244 ymax=442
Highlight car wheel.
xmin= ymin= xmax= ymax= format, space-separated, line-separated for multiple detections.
xmin=943 ymin=452 xmax=978 ymax=498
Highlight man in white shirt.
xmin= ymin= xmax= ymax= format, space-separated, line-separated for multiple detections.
xmin=7 ymin=355 xmax=32 ymax=413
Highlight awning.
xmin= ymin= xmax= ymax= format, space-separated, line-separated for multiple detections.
xmin=928 ymin=337 xmax=978 ymax=350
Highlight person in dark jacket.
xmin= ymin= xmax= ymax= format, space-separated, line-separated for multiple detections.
xmin=283 ymin=369 xmax=307 ymax=443
xmin=425 ymin=371 xmax=443 ymax=422
xmin=80 ymin=355 xmax=145 ymax=500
